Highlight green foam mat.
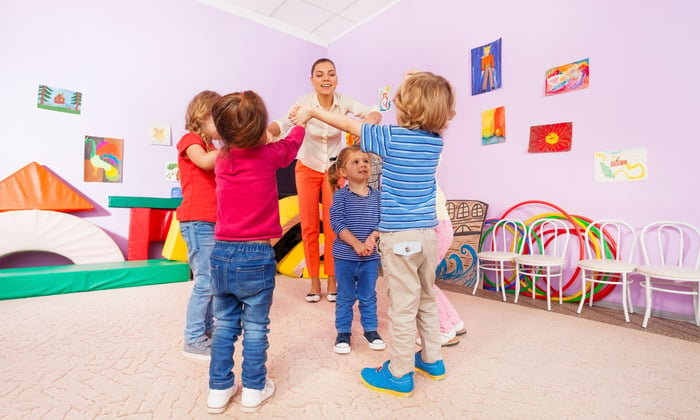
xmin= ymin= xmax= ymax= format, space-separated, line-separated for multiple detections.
xmin=0 ymin=259 xmax=190 ymax=300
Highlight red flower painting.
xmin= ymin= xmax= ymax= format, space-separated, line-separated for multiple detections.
xmin=528 ymin=122 xmax=573 ymax=153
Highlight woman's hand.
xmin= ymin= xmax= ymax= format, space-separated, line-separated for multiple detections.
xmin=289 ymin=105 xmax=314 ymax=126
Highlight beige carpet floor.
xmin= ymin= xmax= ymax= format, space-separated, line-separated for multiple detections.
xmin=1 ymin=275 xmax=699 ymax=419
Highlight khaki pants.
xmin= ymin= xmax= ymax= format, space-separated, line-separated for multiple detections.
xmin=378 ymin=229 xmax=442 ymax=377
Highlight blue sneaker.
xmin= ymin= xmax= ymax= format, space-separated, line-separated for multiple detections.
xmin=360 ymin=360 xmax=414 ymax=397
xmin=414 ymin=351 xmax=446 ymax=380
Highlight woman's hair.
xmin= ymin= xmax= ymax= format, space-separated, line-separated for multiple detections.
xmin=393 ymin=72 xmax=456 ymax=135
xmin=327 ymin=144 xmax=363 ymax=190
xmin=211 ymin=91 xmax=268 ymax=151
xmin=185 ymin=90 xmax=222 ymax=141
xmin=310 ymin=58 xmax=335 ymax=76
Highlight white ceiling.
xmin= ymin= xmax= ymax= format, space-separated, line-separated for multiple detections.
xmin=195 ymin=0 xmax=400 ymax=47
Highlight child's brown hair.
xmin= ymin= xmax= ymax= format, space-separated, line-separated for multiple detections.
xmin=327 ymin=144 xmax=363 ymax=191
xmin=185 ymin=90 xmax=222 ymax=142
xmin=394 ymin=72 xmax=456 ymax=135
xmin=212 ymin=91 xmax=268 ymax=151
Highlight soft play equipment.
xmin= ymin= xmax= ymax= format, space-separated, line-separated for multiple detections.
xmin=0 ymin=260 xmax=190 ymax=300
xmin=0 ymin=209 xmax=124 ymax=264
xmin=162 ymin=214 xmax=188 ymax=262
xmin=0 ymin=163 xmax=191 ymax=300
xmin=108 ymin=195 xmax=182 ymax=261
xmin=273 ymin=195 xmax=328 ymax=278
xmin=0 ymin=162 xmax=94 ymax=212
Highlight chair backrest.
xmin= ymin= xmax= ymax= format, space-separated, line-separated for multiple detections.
xmin=526 ymin=217 xmax=571 ymax=258
xmin=583 ymin=219 xmax=637 ymax=263
xmin=639 ymin=221 xmax=700 ymax=269
xmin=483 ymin=218 xmax=527 ymax=254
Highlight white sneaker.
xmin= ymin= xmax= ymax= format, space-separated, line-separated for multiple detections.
xmin=241 ymin=378 xmax=275 ymax=413
xmin=207 ymin=384 xmax=239 ymax=414
xmin=453 ymin=320 xmax=466 ymax=336
xmin=415 ymin=328 xmax=459 ymax=347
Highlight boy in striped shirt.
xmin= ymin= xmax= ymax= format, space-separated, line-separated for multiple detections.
xmin=291 ymin=71 xmax=456 ymax=397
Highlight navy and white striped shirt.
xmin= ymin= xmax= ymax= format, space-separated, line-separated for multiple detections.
xmin=360 ymin=124 xmax=442 ymax=232
xmin=330 ymin=186 xmax=381 ymax=262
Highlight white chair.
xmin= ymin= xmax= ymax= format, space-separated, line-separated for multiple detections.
xmin=636 ymin=221 xmax=700 ymax=328
xmin=473 ymin=219 xmax=527 ymax=301
xmin=514 ymin=218 xmax=571 ymax=311
xmin=576 ymin=220 xmax=637 ymax=322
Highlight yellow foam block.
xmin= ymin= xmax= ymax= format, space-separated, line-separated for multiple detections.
xmin=277 ymin=233 xmax=326 ymax=278
xmin=162 ymin=214 xmax=188 ymax=262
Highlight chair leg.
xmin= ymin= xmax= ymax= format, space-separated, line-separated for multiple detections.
xmin=514 ymin=265 xmax=521 ymax=304
xmin=558 ymin=272 xmax=563 ymax=305
xmin=642 ymin=277 xmax=652 ymax=328
xmin=694 ymin=287 xmax=699 ymax=327
xmin=499 ymin=261 xmax=507 ymax=302
xmin=576 ymin=273 xmax=586 ymax=314
xmin=472 ymin=263 xmax=480 ymax=295
xmin=621 ymin=275 xmax=630 ymax=323
xmin=546 ymin=267 xmax=552 ymax=311
xmin=626 ymin=277 xmax=634 ymax=314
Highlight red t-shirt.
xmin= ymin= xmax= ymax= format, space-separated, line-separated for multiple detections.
xmin=176 ymin=132 xmax=217 ymax=222
xmin=215 ymin=126 xmax=305 ymax=241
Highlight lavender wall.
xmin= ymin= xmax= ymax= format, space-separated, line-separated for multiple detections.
xmin=1 ymin=0 xmax=698 ymax=318
xmin=330 ymin=0 xmax=700 ymax=317
xmin=0 ymin=0 xmax=324 ymax=257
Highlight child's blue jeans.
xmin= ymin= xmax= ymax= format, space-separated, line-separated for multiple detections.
xmin=180 ymin=221 xmax=215 ymax=343
xmin=334 ymin=258 xmax=381 ymax=334
xmin=208 ymin=241 xmax=276 ymax=391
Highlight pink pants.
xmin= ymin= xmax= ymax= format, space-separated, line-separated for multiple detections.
xmin=434 ymin=219 xmax=463 ymax=334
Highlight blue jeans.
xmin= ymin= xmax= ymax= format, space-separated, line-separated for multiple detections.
xmin=209 ymin=241 xmax=276 ymax=391
xmin=180 ymin=221 xmax=215 ymax=343
xmin=334 ymin=259 xmax=380 ymax=334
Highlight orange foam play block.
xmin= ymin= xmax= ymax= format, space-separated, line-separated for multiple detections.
xmin=0 ymin=162 xmax=94 ymax=212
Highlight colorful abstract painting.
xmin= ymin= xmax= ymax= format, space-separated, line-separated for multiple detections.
xmin=482 ymin=106 xmax=506 ymax=145
xmin=83 ymin=136 xmax=123 ymax=183
xmin=37 ymin=84 xmax=82 ymax=114
xmin=545 ymin=58 xmax=590 ymax=96
xmin=149 ymin=123 xmax=171 ymax=146
xmin=471 ymin=38 xmax=502 ymax=95
xmin=594 ymin=148 xmax=648 ymax=182
xmin=436 ymin=199 xmax=489 ymax=292
xmin=528 ymin=122 xmax=573 ymax=153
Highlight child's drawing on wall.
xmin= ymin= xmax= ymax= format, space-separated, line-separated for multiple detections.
xmin=149 ymin=123 xmax=171 ymax=146
xmin=83 ymin=136 xmax=123 ymax=183
xmin=545 ymin=58 xmax=590 ymax=96
xmin=471 ymin=38 xmax=502 ymax=95
xmin=482 ymin=106 xmax=506 ymax=145
xmin=528 ymin=122 xmax=573 ymax=153
xmin=594 ymin=148 xmax=647 ymax=182
xmin=37 ymin=85 xmax=82 ymax=114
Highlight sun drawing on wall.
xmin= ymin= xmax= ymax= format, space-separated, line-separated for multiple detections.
xmin=528 ymin=122 xmax=573 ymax=153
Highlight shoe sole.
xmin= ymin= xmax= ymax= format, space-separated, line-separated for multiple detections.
xmin=442 ymin=337 xmax=460 ymax=347
xmin=182 ymin=351 xmax=210 ymax=361
xmin=334 ymin=345 xmax=351 ymax=354
xmin=207 ymin=386 xmax=238 ymax=414
xmin=414 ymin=367 xmax=447 ymax=381
xmin=455 ymin=329 xmax=467 ymax=336
xmin=363 ymin=337 xmax=386 ymax=351
xmin=414 ymin=338 xmax=460 ymax=348
xmin=305 ymin=294 xmax=321 ymax=303
xmin=360 ymin=376 xmax=414 ymax=397
xmin=240 ymin=390 xmax=274 ymax=413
